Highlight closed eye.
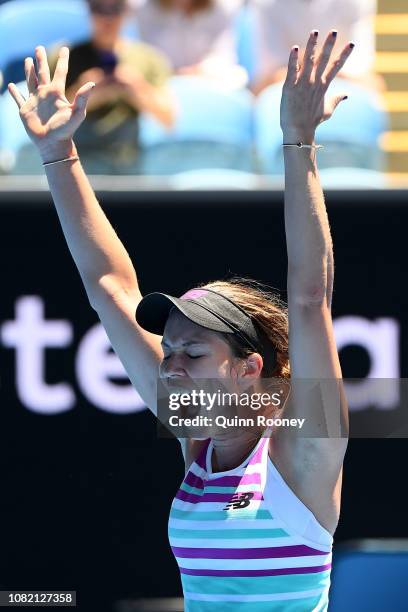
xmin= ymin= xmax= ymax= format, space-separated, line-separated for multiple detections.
xmin=162 ymin=354 xmax=205 ymax=360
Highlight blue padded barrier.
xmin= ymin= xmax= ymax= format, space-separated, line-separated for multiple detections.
xmin=0 ymin=0 xmax=90 ymax=89
xmin=0 ymin=80 xmax=32 ymax=172
xmin=234 ymin=3 xmax=258 ymax=83
xmin=330 ymin=543 xmax=408 ymax=611
xmin=139 ymin=76 xmax=255 ymax=174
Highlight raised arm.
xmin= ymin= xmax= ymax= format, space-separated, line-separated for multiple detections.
xmin=8 ymin=46 xmax=162 ymax=412
xmin=282 ymin=31 xmax=352 ymax=312
xmin=272 ymin=31 xmax=352 ymax=525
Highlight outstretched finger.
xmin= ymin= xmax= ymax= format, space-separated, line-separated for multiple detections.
xmin=284 ymin=46 xmax=300 ymax=86
xmin=324 ymin=93 xmax=348 ymax=119
xmin=298 ymin=30 xmax=319 ymax=81
xmin=69 ymin=82 xmax=95 ymax=132
xmin=324 ymin=42 xmax=355 ymax=86
xmin=24 ymin=57 xmax=38 ymax=94
xmin=314 ymin=30 xmax=338 ymax=80
xmin=52 ymin=46 xmax=69 ymax=90
xmin=35 ymin=46 xmax=51 ymax=86
xmin=72 ymin=81 xmax=95 ymax=112
xmin=8 ymin=83 xmax=26 ymax=109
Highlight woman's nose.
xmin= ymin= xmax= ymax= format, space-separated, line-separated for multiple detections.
xmin=159 ymin=354 xmax=187 ymax=378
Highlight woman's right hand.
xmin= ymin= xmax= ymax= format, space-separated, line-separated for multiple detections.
xmin=8 ymin=46 xmax=95 ymax=161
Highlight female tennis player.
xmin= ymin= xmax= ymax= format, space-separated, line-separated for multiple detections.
xmin=9 ymin=29 xmax=352 ymax=610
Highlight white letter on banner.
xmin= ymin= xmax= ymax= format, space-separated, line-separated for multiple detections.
xmin=0 ymin=296 xmax=75 ymax=413
xmin=334 ymin=316 xmax=399 ymax=411
xmin=75 ymin=323 xmax=145 ymax=413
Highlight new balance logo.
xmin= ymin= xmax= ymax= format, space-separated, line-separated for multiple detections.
xmin=223 ymin=492 xmax=254 ymax=510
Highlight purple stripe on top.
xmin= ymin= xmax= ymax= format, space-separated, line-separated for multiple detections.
xmin=184 ymin=472 xmax=262 ymax=489
xmin=184 ymin=472 xmax=205 ymax=490
xmin=172 ymin=545 xmax=328 ymax=559
xmin=179 ymin=563 xmax=332 ymax=577
xmin=175 ymin=490 xmax=264 ymax=504
xmin=208 ymin=473 xmax=261 ymax=487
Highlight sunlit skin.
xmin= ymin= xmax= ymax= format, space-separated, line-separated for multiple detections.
xmin=159 ymin=309 xmax=274 ymax=469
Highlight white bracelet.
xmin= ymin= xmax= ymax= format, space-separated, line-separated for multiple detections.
xmin=282 ymin=142 xmax=324 ymax=150
xmin=42 ymin=155 xmax=79 ymax=167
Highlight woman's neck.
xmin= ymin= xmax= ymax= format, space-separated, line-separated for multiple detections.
xmin=211 ymin=432 xmax=260 ymax=472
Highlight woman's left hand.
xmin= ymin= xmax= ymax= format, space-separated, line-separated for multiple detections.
xmin=280 ymin=30 xmax=355 ymax=142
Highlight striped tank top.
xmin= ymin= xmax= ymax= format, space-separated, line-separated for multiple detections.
xmin=168 ymin=429 xmax=333 ymax=611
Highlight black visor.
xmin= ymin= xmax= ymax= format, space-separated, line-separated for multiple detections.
xmin=135 ymin=287 xmax=276 ymax=370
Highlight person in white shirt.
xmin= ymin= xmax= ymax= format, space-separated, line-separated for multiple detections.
xmin=252 ymin=0 xmax=384 ymax=93
xmin=130 ymin=0 xmax=248 ymax=88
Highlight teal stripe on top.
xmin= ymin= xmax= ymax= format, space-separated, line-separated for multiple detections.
xmin=170 ymin=508 xmax=275 ymax=521
xmin=169 ymin=527 xmax=289 ymax=540
xmin=182 ymin=570 xmax=331 ymax=596
xmin=183 ymin=594 xmax=328 ymax=612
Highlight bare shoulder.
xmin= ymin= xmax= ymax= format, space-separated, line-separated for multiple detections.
xmin=268 ymin=434 xmax=347 ymax=537
xmin=178 ymin=438 xmax=209 ymax=475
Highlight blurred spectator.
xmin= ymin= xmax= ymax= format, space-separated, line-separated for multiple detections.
xmin=0 ymin=0 xmax=11 ymax=90
xmin=50 ymin=0 xmax=175 ymax=173
xmin=130 ymin=0 xmax=248 ymax=89
xmin=252 ymin=0 xmax=385 ymax=94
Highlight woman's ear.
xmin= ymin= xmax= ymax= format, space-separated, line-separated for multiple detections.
xmin=242 ymin=353 xmax=264 ymax=379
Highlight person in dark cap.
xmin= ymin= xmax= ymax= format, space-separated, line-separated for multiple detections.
xmin=48 ymin=0 xmax=175 ymax=173
xmin=9 ymin=29 xmax=350 ymax=609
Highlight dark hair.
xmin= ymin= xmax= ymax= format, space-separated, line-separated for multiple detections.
xmin=198 ymin=277 xmax=290 ymax=378
xmin=87 ymin=0 xmax=127 ymax=13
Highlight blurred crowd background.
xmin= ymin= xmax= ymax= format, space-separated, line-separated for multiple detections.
xmin=1 ymin=3 xmax=408 ymax=611
xmin=0 ymin=0 xmax=406 ymax=184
